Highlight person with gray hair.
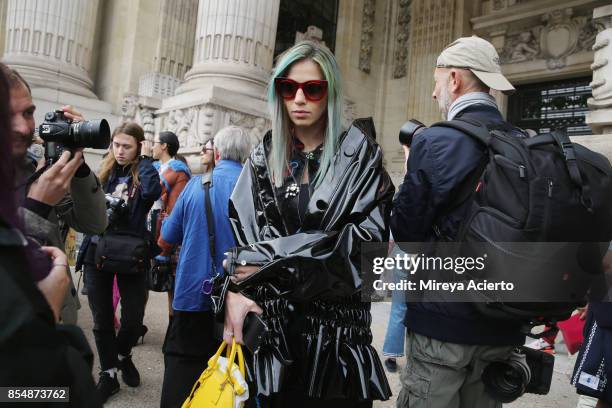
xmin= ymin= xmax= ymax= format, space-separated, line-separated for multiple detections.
xmin=213 ymin=125 xmax=253 ymax=163
xmin=158 ymin=125 xmax=251 ymax=407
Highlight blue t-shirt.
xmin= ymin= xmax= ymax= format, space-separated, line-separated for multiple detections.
xmin=160 ymin=160 xmax=242 ymax=311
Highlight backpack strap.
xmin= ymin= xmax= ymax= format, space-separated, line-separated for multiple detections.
xmin=550 ymin=129 xmax=593 ymax=212
xmin=201 ymin=173 xmax=217 ymax=276
xmin=432 ymin=117 xmax=492 ymax=146
xmin=428 ymin=118 xmax=490 ymax=239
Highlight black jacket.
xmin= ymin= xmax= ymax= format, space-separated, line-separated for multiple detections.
xmin=222 ymin=119 xmax=394 ymax=400
xmin=79 ymin=157 xmax=161 ymax=267
xmin=0 ymin=221 xmax=101 ymax=407
xmin=391 ymin=105 xmax=525 ymax=346
xmin=104 ymin=157 xmax=161 ymax=236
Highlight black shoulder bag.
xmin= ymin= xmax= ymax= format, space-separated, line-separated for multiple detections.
xmin=95 ymin=183 xmax=150 ymax=275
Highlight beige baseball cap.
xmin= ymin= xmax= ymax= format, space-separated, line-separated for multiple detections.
xmin=436 ymin=36 xmax=515 ymax=95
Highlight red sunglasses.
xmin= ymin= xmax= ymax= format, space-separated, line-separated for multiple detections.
xmin=274 ymin=77 xmax=328 ymax=101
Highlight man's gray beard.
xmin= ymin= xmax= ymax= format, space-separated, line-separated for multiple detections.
xmin=438 ymin=89 xmax=453 ymax=120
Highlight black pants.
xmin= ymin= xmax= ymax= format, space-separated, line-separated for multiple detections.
xmin=251 ymin=393 xmax=373 ymax=408
xmin=84 ymin=265 xmax=147 ymax=370
xmin=160 ymin=310 xmax=217 ymax=408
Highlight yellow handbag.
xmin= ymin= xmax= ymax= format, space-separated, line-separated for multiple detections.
xmin=181 ymin=338 xmax=249 ymax=408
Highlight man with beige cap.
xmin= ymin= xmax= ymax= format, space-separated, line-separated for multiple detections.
xmin=391 ymin=36 xmax=526 ymax=407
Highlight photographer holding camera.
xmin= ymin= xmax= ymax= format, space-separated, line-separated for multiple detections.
xmin=5 ymin=64 xmax=108 ymax=324
xmin=391 ymin=37 xmax=526 ymax=408
xmin=80 ymin=122 xmax=160 ymax=403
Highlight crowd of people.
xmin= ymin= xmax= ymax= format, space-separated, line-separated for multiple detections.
xmin=1 ymin=34 xmax=611 ymax=408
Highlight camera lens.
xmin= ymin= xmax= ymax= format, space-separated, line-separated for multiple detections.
xmin=481 ymin=350 xmax=531 ymax=403
xmin=398 ymin=119 xmax=426 ymax=147
xmin=71 ymin=119 xmax=111 ymax=149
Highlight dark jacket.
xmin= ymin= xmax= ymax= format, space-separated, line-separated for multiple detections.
xmin=221 ymin=119 xmax=394 ymax=400
xmin=391 ymin=104 xmax=525 ymax=346
xmin=80 ymin=158 xmax=161 ymax=265
xmin=0 ymin=221 xmax=101 ymax=407
xmin=16 ymin=155 xmax=107 ymax=323
xmin=104 ymin=157 xmax=161 ymax=236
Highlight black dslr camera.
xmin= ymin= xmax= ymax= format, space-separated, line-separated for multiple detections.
xmin=398 ymin=119 xmax=427 ymax=147
xmin=481 ymin=346 xmax=554 ymax=403
xmin=39 ymin=110 xmax=111 ymax=166
xmin=105 ymin=194 xmax=128 ymax=226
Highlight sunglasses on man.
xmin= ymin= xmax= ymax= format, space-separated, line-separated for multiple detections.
xmin=274 ymin=78 xmax=328 ymax=101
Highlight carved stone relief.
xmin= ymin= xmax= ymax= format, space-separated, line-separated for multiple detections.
xmin=359 ymin=0 xmax=376 ymax=73
xmin=588 ymin=10 xmax=612 ymax=110
xmin=165 ymin=108 xmax=197 ymax=147
xmin=393 ymin=0 xmax=412 ymax=79
xmin=198 ymin=105 xmax=216 ymax=143
xmin=499 ymin=8 xmax=598 ymax=69
xmin=121 ymin=94 xmax=139 ymax=121
xmin=140 ymin=109 xmax=155 ymax=141
xmin=295 ymin=25 xmax=326 ymax=47
xmin=501 ymin=30 xmax=540 ymax=63
xmin=250 ymin=117 xmax=267 ymax=143
xmin=158 ymin=104 xmax=269 ymax=149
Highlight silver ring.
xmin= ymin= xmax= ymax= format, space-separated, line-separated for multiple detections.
xmin=224 ymin=330 xmax=234 ymax=337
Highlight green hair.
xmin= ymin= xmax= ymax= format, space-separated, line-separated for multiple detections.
xmin=267 ymin=41 xmax=344 ymax=188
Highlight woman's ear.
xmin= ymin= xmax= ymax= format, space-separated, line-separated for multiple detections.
xmin=214 ymin=147 xmax=221 ymax=162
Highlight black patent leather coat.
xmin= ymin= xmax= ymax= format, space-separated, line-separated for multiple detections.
xmin=223 ymin=118 xmax=394 ymax=401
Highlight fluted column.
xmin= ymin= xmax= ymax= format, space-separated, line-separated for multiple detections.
xmin=3 ymin=0 xmax=100 ymax=98
xmin=176 ymin=0 xmax=280 ymax=98
xmin=405 ymin=0 xmax=456 ymax=125
xmin=586 ymin=5 xmax=612 ymax=134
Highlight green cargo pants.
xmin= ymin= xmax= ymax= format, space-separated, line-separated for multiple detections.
xmin=397 ymin=331 xmax=515 ymax=408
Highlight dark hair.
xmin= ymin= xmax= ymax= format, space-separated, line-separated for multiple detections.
xmin=159 ymin=131 xmax=180 ymax=156
xmin=0 ymin=63 xmax=17 ymax=226
xmin=0 ymin=63 xmax=31 ymax=94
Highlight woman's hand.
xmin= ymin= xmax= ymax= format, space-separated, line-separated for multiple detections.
xmin=223 ymin=291 xmax=263 ymax=345
xmin=37 ymin=247 xmax=70 ymax=322
xmin=223 ymin=259 xmax=260 ymax=283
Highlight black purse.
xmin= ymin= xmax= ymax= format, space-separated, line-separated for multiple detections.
xmin=148 ymin=258 xmax=174 ymax=292
xmin=94 ymin=231 xmax=149 ymax=274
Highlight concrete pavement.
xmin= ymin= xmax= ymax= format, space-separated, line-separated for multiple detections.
xmin=75 ymin=272 xmax=581 ymax=407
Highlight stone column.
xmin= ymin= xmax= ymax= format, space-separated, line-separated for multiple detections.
xmin=0 ymin=0 xmax=8 ymax=57
xmin=405 ymin=0 xmax=457 ymax=125
xmin=586 ymin=5 xmax=612 ymax=134
xmin=137 ymin=0 xmax=199 ymax=100
xmin=3 ymin=0 xmax=101 ymax=98
xmin=176 ymin=0 xmax=281 ymax=98
xmin=156 ymin=0 xmax=278 ymax=173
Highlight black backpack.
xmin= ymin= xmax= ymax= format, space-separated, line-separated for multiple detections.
xmin=433 ymin=118 xmax=612 ymax=324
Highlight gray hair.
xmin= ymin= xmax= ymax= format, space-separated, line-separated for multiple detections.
xmin=213 ymin=126 xmax=252 ymax=163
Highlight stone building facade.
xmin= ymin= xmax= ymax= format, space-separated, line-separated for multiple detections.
xmin=1 ymin=0 xmax=610 ymax=178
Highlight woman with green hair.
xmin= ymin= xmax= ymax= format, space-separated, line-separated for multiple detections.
xmin=217 ymin=40 xmax=394 ymax=407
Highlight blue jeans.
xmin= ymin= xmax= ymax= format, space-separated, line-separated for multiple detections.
xmin=382 ymin=245 xmax=408 ymax=357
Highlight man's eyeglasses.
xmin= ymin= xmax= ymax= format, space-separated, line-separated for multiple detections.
xmin=201 ymin=145 xmax=214 ymax=153
xmin=274 ymin=78 xmax=328 ymax=101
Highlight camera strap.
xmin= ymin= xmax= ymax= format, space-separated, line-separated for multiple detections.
xmin=15 ymin=164 xmax=49 ymax=192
